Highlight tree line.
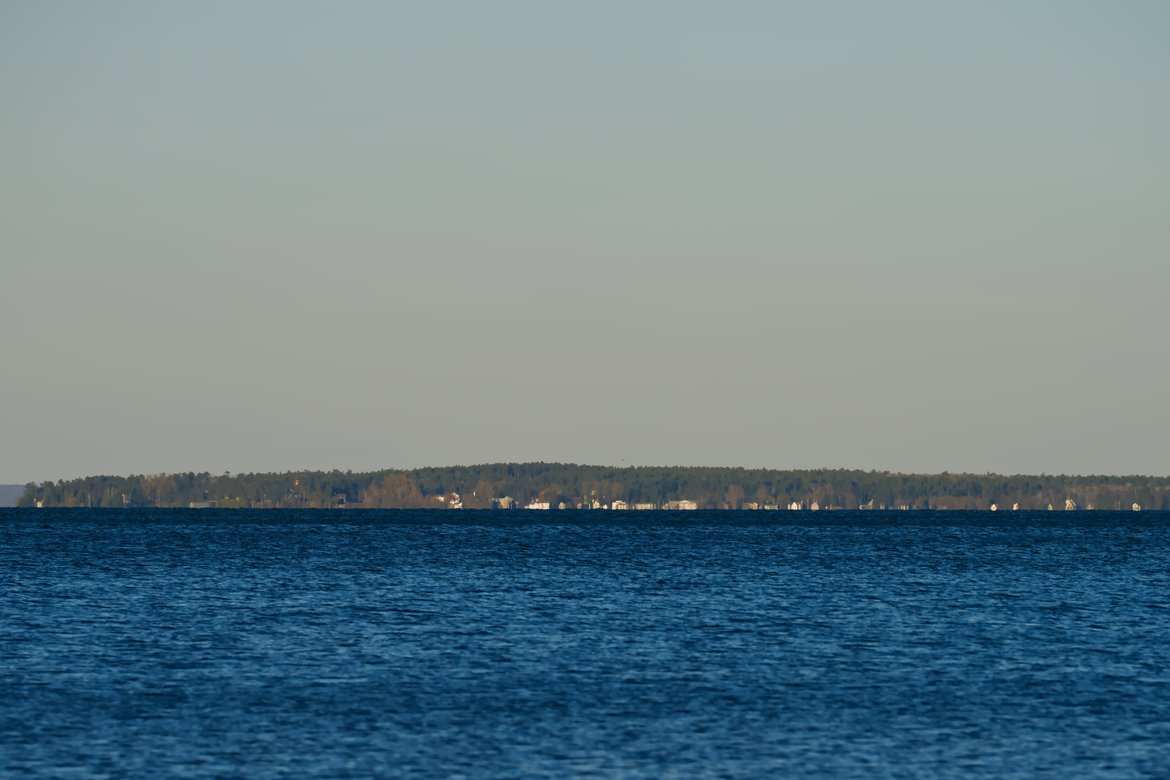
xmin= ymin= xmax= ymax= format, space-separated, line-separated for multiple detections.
xmin=16 ymin=463 xmax=1170 ymax=510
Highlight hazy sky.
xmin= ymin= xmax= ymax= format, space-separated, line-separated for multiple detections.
xmin=3 ymin=1 xmax=1168 ymax=482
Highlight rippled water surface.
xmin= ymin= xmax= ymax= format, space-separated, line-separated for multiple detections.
xmin=3 ymin=509 xmax=1170 ymax=778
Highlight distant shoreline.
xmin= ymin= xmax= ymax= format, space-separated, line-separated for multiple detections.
xmin=16 ymin=464 xmax=1169 ymax=512
xmin=6 ymin=507 xmax=1163 ymax=516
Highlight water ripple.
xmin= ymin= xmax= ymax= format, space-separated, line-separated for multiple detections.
xmin=2 ymin=509 xmax=1169 ymax=778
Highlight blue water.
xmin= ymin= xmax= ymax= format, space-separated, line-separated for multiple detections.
xmin=3 ymin=510 xmax=1170 ymax=778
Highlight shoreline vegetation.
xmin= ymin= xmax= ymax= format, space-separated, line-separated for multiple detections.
xmin=15 ymin=463 xmax=1169 ymax=511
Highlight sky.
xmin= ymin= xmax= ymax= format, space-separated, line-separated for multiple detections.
xmin=2 ymin=1 xmax=1168 ymax=483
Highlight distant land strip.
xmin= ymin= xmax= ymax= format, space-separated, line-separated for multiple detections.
xmin=14 ymin=464 xmax=1169 ymax=511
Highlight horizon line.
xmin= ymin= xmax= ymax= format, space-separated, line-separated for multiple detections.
xmin=14 ymin=461 xmax=1170 ymax=484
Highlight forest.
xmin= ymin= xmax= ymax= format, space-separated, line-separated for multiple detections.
xmin=16 ymin=463 xmax=1170 ymax=511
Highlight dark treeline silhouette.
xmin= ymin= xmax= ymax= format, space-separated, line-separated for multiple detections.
xmin=16 ymin=463 xmax=1170 ymax=511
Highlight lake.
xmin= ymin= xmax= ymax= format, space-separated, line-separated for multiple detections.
xmin=2 ymin=509 xmax=1168 ymax=777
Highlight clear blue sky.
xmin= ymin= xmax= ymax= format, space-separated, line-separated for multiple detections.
xmin=3 ymin=1 xmax=1168 ymax=482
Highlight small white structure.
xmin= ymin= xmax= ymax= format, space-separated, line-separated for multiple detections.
xmin=1012 ymin=503 xmax=1020 ymax=511
xmin=525 ymin=501 xmax=550 ymax=510
xmin=1133 ymin=503 xmax=1142 ymax=512
xmin=1065 ymin=499 xmax=1077 ymax=511
xmin=611 ymin=500 xmax=629 ymax=510
xmin=633 ymin=502 xmax=656 ymax=511
xmin=990 ymin=503 xmax=998 ymax=512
